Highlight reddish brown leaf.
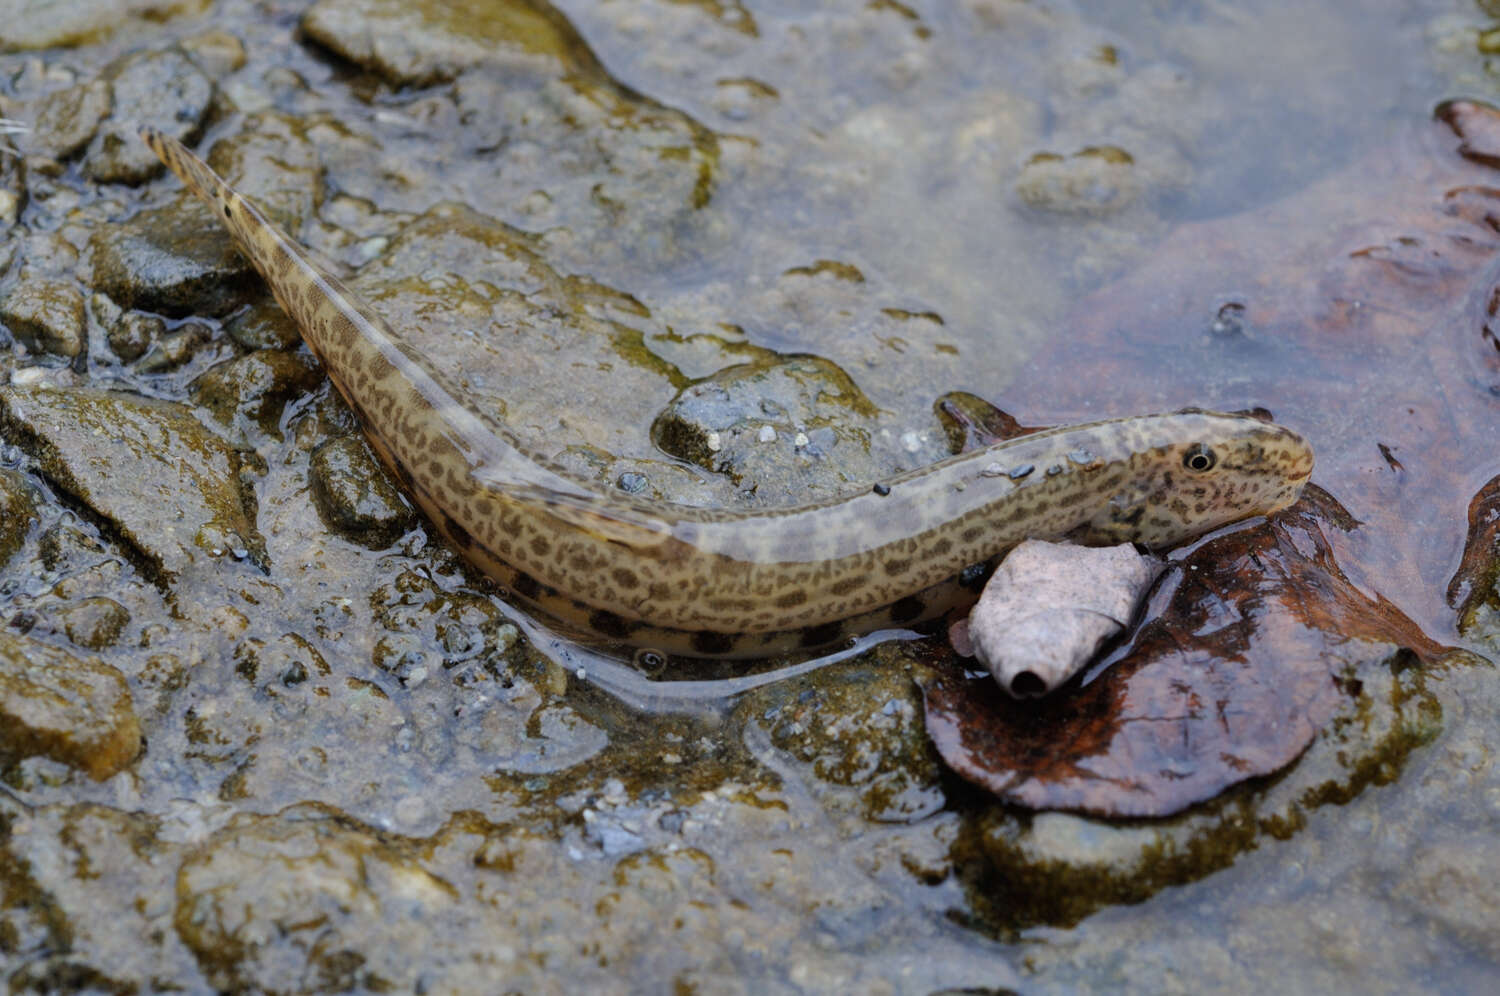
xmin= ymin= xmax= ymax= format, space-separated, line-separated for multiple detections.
xmin=1447 ymin=473 xmax=1500 ymax=631
xmin=921 ymin=488 xmax=1445 ymax=817
xmin=933 ymin=391 xmax=1043 ymax=452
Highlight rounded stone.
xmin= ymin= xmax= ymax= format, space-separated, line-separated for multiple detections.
xmin=107 ymin=311 xmax=165 ymax=363
xmin=188 ymin=349 xmax=324 ymax=433
xmin=224 ymin=299 xmax=303 ymax=351
xmin=0 ymin=631 xmax=141 ymax=780
xmin=83 ymin=49 xmax=214 ymax=185
xmin=58 ymin=596 xmax=131 ymax=650
xmin=0 ymin=270 xmax=86 ymax=358
xmin=26 ymin=79 xmax=113 ymax=160
xmin=308 ymin=435 xmax=416 ymax=544
xmin=0 ymin=468 xmax=40 ymax=568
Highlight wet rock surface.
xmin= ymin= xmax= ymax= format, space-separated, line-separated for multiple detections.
xmin=105 ymin=310 xmax=163 ymax=363
xmin=1 ymin=0 xmax=212 ymax=53
xmin=0 ymin=270 xmax=85 ymax=359
xmin=25 ymin=79 xmax=112 ymax=161
xmin=302 ymin=0 xmax=597 ymax=88
xmin=0 ymin=468 xmax=40 ymax=568
xmin=82 ymin=49 xmax=214 ymax=185
xmin=0 ymin=385 xmax=263 ymax=582
xmin=189 ymin=348 xmax=323 ymax=439
xmin=1 ymin=0 xmax=1498 ymax=991
xmin=0 ymin=632 xmax=141 ymax=780
xmin=307 ymin=434 xmax=416 ymax=544
xmin=651 ymin=352 xmax=948 ymax=501
xmin=87 ymin=197 xmax=257 ymax=316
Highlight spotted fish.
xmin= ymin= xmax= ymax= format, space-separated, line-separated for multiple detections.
xmin=141 ymin=128 xmax=1315 ymax=660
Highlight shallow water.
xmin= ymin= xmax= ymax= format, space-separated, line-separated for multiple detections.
xmin=2 ymin=0 xmax=1499 ymax=991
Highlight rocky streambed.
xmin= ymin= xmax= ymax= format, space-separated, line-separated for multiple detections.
xmin=3 ymin=0 xmax=1500 ymax=992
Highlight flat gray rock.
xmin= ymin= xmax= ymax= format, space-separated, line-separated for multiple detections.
xmin=0 ymin=385 xmax=264 ymax=583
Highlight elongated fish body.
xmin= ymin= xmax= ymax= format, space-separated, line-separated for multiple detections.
xmin=141 ymin=128 xmax=1315 ymax=659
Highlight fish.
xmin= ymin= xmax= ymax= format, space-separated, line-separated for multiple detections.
xmin=141 ymin=127 xmax=1315 ymax=661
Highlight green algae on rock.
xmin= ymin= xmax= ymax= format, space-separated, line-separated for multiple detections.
xmin=0 ymin=468 xmax=40 ymax=569
xmin=301 ymin=0 xmax=602 ymax=88
xmin=0 ymin=632 xmax=141 ymax=780
xmin=0 ymin=270 xmax=86 ymax=360
xmin=344 ymin=201 xmax=697 ymax=470
xmin=0 ymin=385 xmax=264 ymax=584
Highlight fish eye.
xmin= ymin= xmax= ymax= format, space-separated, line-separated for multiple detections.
xmin=1183 ymin=444 xmax=1217 ymax=472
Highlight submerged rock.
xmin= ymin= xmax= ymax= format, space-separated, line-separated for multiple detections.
xmin=179 ymin=29 xmax=248 ymax=78
xmin=26 ymin=79 xmax=113 ymax=161
xmin=0 ymin=631 xmax=141 ymax=780
xmin=0 ymin=385 xmax=264 ymax=583
xmin=189 ymin=348 xmax=323 ymax=438
xmin=1015 ymin=145 xmax=1141 ymax=216
xmin=83 ymin=49 xmax=214 ymax=185
xmin=173 ymin=805 xmax=457 ymax=992
xmin=0 ymin=468 xmax=40 ymax=568
xmin=0 ymin=152 xmax=22 ymax=228
xmin=106 ymin=310 xmax=164 ymax=363
xmin=742 ymin=653 xmax=947 ymax=824
xmin=0 ymin=0 xmax=211 ymax=52
xmin=88 ymin=195 xmax=256 ymax=316
xmin=301 ymin=0 xmax=611 ymax=88
xmin=652 ymin=353 xmax=930 ymax=503
xmin=224 ymin=299 xmax=302 ymax=352
xmin=134 ymin=320 xmax=213 ymax=373
xmin=307 ymin=434 xmax=416 ymax=545
xmin=58 ymin=596 xmax=132 ymax=651
xmin=952 ymin=644 xmax=1453 ymax=930
xmin=345 ymin=202 xmax=689 ymax=476
xmin=0 ymin=269 xmax=85 ymax=359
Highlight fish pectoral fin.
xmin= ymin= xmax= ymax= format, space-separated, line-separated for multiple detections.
xmin=503 ymin=483 xmax=675 ymax=550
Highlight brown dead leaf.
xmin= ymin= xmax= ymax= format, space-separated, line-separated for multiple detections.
xmin=922 ymin=488 xmax=1445 ymax=817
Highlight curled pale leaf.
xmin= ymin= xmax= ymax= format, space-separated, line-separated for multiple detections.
xmin=961 ymin=539 xmax=1160 ymax=699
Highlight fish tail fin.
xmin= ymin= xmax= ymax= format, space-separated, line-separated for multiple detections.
xmin=140 ymin=127 xmax=235 ymax=212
